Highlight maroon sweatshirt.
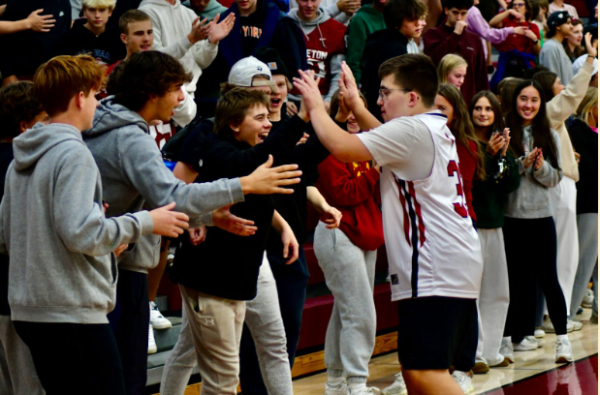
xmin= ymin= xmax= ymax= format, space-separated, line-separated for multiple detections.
xmin=423 ymin=24 xmax=489 ymax=104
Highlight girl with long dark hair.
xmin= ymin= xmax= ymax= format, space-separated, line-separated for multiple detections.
xmin=530 ymin=38 xmax=597 ymax=335
xmin=435 ymin=84 xmax=485 ymax=221
xmin=501 ymin=79 xmax=572 ymax=364
xmin=469 ymin=91 xmax=521 ymax=374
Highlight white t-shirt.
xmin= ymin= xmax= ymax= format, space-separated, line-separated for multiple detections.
xmin=358 ymin=111 xmax=483 ymax=301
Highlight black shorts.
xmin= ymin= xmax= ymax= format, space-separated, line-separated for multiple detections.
xmin=397 ymin=296 xmax=478 ymax=371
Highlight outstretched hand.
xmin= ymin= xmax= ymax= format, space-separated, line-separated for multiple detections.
xmin=241 ymin=155 xmax=303 ymax=195
xmin=188 ymin=16 xmax=209 ymax=44
xmin=27 ymin=9 xmax=55 ymax=32
xmin=338 ymin=62 xmax=365 ymax=113
xmin=584 ymin=32 xmax=598 ymax=58
xmin=212 ymin=204 xmax=257 ymax=236
xmin=149 ymin=202 xmax=190 ymax=238
xmin=293 ymin=69 xmax=326 ymax=114
xmin=205 ymin=13 xmax=235 ymax=45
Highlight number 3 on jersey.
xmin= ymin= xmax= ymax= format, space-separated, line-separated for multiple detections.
xmin=447 ymin=160 xmax=468 ymax=218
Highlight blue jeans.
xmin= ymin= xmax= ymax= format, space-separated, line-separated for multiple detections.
xmin=239 ymin=249 xmax=308 ymax=395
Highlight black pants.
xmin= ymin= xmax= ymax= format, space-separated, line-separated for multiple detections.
xmin=397 ymin=296 xmax=478 ymax=371
xmin=503 ymin=216 xmax=567 ymax=342
xmin=239 ymin=249 xmax=309 ymax=395
xmin=107 ymin=269 xmax=149 ymax=395
xmin=13 ymin=321 xmax=125 ymax=395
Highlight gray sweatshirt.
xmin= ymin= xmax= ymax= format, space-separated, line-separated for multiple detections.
xmin=0 ymin=123 xmax=154 ymax=324
xmin=540 ymin=38 xmax=574 ymax=86
xmin=83 ymin=98 xmax=245 ymax=273
xmin=505 ymin=126 xmax=563 ymax=219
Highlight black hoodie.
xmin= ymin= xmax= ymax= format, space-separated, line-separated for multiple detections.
xmin=54 ymin=19 xmax=125 ymax=65
xmin=172 ymin=115 xmax=308 ymax=300
xmin=361 ymin=28 xmax=409 ymax=122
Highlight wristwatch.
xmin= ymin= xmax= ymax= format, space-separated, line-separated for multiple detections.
xmin=533 ymin=39 xmax=539 ymax=45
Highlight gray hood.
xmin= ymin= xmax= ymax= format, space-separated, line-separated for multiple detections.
xmin=84 ymin=96 xmax=148 ymax=139
xmin=13 ymin=122 xmax=84 ymax=171
xmin=288 ymin=7 xmax=331 ymax=44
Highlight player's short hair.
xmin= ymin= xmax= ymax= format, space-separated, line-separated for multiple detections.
xmin=214 ymin=88 xmax=270 ymax=140
xmin=384 ymin=0 xmax=427 ymax=28
xmin=82 ymin=0 xmax=116 ymax=10
xmin=444 ymin=0 xmax=474 ymax=10
xmin=378 ymin=54 xmax=438 ymax=107
xmin=34 ymin=55 xmax=105 ymax=117
xmin=437 ymin=54 xmax=468 ymax=84
xmin=119 ymin=9 xmax=151 ymax=35
xmin=107 ymin=51 xmax=192 ymax=112
xmin=0 ymin=82 xmax=45 ymax=140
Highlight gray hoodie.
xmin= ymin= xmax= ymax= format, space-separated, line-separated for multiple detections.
xmin=83 ymin=98 xmax=244 ymax=273
xmin=0 ymin=123 xmax=154 ymax=324
xmin=288 ymin=7 xmax=345 ymax=102
xmin=505 ymin=127 xmax=563 ymax=219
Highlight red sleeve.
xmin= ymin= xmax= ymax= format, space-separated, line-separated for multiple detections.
xmin=317 ymin=155 xmax=380 ymax=207
xmin=456 ymin=141 xmax=477 ymax=221
xmin=423 ymin=28 xmax=461 ymax=65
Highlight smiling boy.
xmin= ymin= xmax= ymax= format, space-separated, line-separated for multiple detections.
xmin=83 ymin=50 xmax=302 ymax=394
xmin=294 ymin=54 xmax=483 ymax=395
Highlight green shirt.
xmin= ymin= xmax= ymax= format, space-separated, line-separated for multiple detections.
xmin=345 ymin=5 xmax=386 ymax=83
xmin=471 ymin=143 xmax=521 ymax=229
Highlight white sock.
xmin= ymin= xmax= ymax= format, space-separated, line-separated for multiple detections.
xmin=503 ymin=336 xmax=511 ymax=342
xmin=348 ymin=382 xmax=367 ymax=393
xmin=557 ymin=334 xmax=569 ymax=341
xmin=327 ymin=376 xmax=345 ymax=387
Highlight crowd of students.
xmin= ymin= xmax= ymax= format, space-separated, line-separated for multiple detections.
xmin=0 ymin=0 xmax=597 ymax=394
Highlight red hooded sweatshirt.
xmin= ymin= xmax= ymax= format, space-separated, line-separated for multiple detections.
xmin=317 ymin=155 xmax=384 ymax=251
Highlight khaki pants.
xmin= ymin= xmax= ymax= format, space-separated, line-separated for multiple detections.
xmin=179 ymin=286 xmax=245 ymax=395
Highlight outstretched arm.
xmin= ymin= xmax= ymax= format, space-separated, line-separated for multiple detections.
xmin=0 ymin=9 xmax=55 ymax=35
xmin=293 ymin=68 xmax=373 ymax=163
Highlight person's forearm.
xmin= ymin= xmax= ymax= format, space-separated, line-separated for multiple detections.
xmin=489 ymin=11 xmax=509 ymax=27
xmin=354 ymin=104 xmax=382 ymax=131
xmin=271 ymin=210 xmax=290 ymax=233
xmin=0 ymin=19 xmax=30 ymax=35
xmin=306 ymin=186 xmax=328 ymax=212
xmin=309 ymin=107 xmax=372 ymax=162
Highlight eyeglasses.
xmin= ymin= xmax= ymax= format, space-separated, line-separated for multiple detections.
xmin=379 ymin=88 xmax=412 ymax=100
xmin=512 ymin=2 xmax=526 ymax=7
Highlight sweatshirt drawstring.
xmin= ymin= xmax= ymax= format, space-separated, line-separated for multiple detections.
xmin=317 ymin=23 xmax=327 ymax=48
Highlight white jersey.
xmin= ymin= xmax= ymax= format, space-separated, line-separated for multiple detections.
xmin=358 ymin=111 xmax=483 ymax=301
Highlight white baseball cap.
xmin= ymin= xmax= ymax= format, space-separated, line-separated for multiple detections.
xmin=573 ymin=54 xmax=598 ymax=78
xmin=228 ymin=56 xmax=277 ymax=93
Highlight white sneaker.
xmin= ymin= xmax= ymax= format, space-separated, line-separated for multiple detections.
xmin=382 ymin=372 xmax=407 ymax=395
xmin=148 ymin=324 xmax=157 ymax=354
xmin=525 ymin=335 xmax=544 ymax=348
xmin=349 ymin=387 xmax=381 ymax=395
xmin=451 ymin=371 xmax=474 ymax=394
xmin=500 ymin=337 xmax=514 ymax=363
xmin=150 ymin=301 xmax=172 ymax=330
xmin=582 ymin=289 xmax=594 ymax=308
xmin=555 ymin=337 xmax=574 ymax=363
xmin=325 ymin=381 xmax=348 ymax=395
xmin=534 ymin=328 xmax=545 ymax=338
xmin=513 ymin=337 xmax=538 ymax=351
xmin=568 ymin=319 xmax=583 ymax=331
xmin=542 ymin=318 xmax=574 ymax=333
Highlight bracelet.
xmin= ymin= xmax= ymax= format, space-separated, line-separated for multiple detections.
xmin=533 ymin=39 xmax=539 ymax=45
xmin=588 ymin=55 xmax=596 ymax=58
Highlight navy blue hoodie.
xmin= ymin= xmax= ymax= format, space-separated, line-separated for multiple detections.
xmin=195 ymin=0 xmax=307 ymax=113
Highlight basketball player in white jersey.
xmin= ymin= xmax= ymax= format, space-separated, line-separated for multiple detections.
xmin=293 ymin=54 xmax=483 ymax=395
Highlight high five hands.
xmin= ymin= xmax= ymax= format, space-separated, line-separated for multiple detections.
xmin=293 ymin=62 xmax=363 ymax=115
